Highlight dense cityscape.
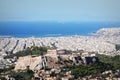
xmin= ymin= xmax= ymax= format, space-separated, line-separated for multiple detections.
xmin=1 ymin=0 xmax=120 ymax=80
xmin=0 ymin=28 xmax=120 ymax=80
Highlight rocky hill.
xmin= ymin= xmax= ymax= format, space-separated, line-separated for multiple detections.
xmin=96 ymin=28 xmax=120 ymax=37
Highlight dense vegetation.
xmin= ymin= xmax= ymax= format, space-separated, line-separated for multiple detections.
xmin=70 ymin=62 xmax=113 ymax=79
xmin=70 ymin=54 xmax=120 ymax=79
xmin=97 ymin=54 xmax=120 ymax=70
xmin=4 ymin=46 xmax=48 ymax=59
xmin=0 ymin=66 xmax=34 ymax=80
xmin=0 ymin=65 xmax=15 ymax=80
xmin=0 ymin=65 xmax=15 ymax=73
xmin=10 ymin=66 xmax=34 ymax=80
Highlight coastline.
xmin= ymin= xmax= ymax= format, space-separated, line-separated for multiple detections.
xmin=0 ymin=27 xmax=120 ymax=56
xmin=0 ymin=34 xmax=91 ymax=39
xmin=0 ymin=33 xmax=93 ymax=38
xmin=0 ymin=22 xmax=120 ymax=38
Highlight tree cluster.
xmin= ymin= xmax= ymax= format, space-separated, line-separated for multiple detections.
xmin=4 ymin=46 xmax=48 ymax=59
xmin=70 ymin=54 xmax=120 ymax=79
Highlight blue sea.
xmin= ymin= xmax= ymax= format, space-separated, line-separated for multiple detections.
xmin=0 ymin=22 xmax=120 ymax=38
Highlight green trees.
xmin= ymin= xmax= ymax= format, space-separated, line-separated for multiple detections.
xmin=97 ymin=54 xmax=120 ymax=70
xmin=0 ymin=76 xmax=6 ymax=80
xmin=71 ymin=63 xmax=113 ymax=79
xmin=0 ymin=65 xmax=34 ymax=80
xmin=0 ymin=65 xmax=15 ymax=75
xmin=10 ymin=67 xmax=34 ymax=80
xmin=31 ymin=46 xmax=47 ymax=55
xmin=71 ymin=54 xmax=120 ymax=79
xmin=4 ymin=46 xmax=48 ymax=59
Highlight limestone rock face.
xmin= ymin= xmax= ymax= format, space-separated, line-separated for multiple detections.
xmin=14 ymin=56 xmax=42 ymax=71
xmin=46 ymin=50 xmax=58 ymax=61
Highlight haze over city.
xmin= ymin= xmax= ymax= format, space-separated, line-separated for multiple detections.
xmin=0 ymin=0 xmax=120 ymax=22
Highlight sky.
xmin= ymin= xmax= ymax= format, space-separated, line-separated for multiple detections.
xmin=0 ymin=0 xmax=120 ymax=22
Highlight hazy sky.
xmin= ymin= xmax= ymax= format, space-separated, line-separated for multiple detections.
xmin=0 ymin=0 xmax=120 ymax=22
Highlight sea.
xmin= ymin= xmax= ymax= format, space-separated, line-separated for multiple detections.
xmin=0 ymin=22 xmax=120 ymax=38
